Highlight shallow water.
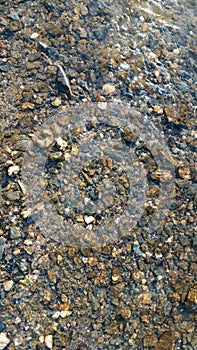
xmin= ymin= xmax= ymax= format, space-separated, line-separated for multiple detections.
xmin=0 ymin=1 xmax=196 ymax=349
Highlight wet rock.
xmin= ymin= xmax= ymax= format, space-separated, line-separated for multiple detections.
xmin=0 ymin=1 xmax=196 ymax=348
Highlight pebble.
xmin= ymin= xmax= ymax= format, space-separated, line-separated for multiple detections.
xmin=84 ymin=216 xmax=95 ymax=225
xmin=25 ymin=60 xmax=40 ymax=70
xmin=30 ymin=32 xmax=39 ymax=39
xmin=45 ymin=335 xmax=53 ymax=349
xmin=102 ymin=83 xmax=116 ymax=95
xmin=133 ymin=240 xmax=145 ymax=257
xmin=0 ymin=237 xmax=6 ymax=261
xmin=116 ymin=307 xmax=131 ymax=319
xmin=177 ymin=166 xmax=190 ymax=180
xmin=60 ymin=310 xmax=72 ymax=318
xmin=187 ymin=285 xmax=197 ymax=304
xmin=143 ymin=333 xmax=158 ymax=347
xmin=21 ymin=102 xmax=35 ymax=110
xmin=112 ymin=273 xmax=122 ymax=284
xmin=7 ymin=20 xmax=22 ymax=32
xmin=80 ymin=5 xmax=89 ymax=15
xmin=158 ymin=331 xmax=177 ymax=350
xmin=3 ymin=280 xmax=14 ymax=292
xmin=153 ymin=105 xmax=164 ymax=114
xmin=56 ymin=137 xmax=68 ymax=150
xmin=7 ymin=165 xmax=20 ymax=176
xmin=9 ymin=227 xmax=22 ymax=239
xmin=0 ymin=332 xmax=10 ymax=350
xmin=97 ymin=102 xmax=107 ymax=110
xmin=51 ymin=96 xmax=61 ymax=107
xmin=139 ymin=292 xmax=151 ymax=305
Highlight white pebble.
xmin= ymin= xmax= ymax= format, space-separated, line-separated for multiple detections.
xmin=7 ymin=165 xmax=20 ymax=176
xmin=31 ymin=32 xmax=39 ymax=39
xmin=84 ymin=216 xmax=95 ymax=224
xmin=45 ymin=335 xmax=53 ymax=349
xmin=60 ymin=310 xmax=72 ymax=318
xmin=3 ymin=280 xmax=14 ymax=292
xmin=0 ymin=332 xmax=10 ymax=350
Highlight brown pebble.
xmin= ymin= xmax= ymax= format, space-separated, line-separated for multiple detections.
xmin=21 ymin=102 xmax=35 ymax=110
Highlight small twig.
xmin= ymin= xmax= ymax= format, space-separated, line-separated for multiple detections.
xmin=56 ymin=64 xmax=74 ymax=97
